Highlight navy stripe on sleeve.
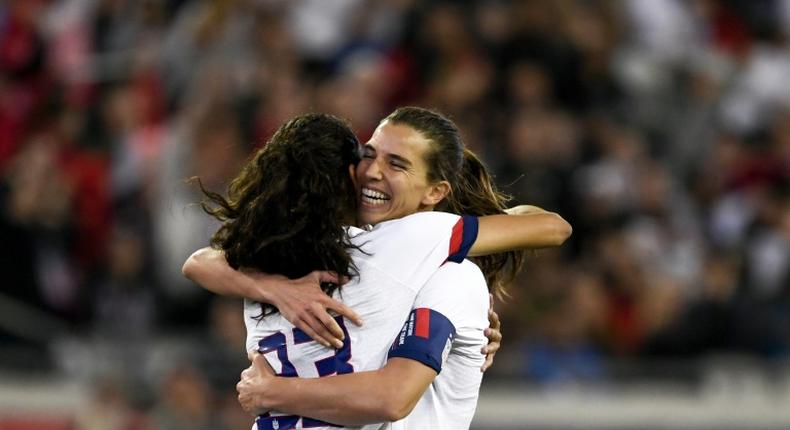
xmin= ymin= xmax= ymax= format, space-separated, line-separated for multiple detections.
xmin=447 ymin=215 xmax=479 ymax=263
xmin=388 ymin=308 xmax=456 ymax=373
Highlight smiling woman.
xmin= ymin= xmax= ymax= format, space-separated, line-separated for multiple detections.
xmin=357 ymin=123 xmax=444 ymax=224
xmin=184 ymin=107 xmax=572 ymax=430
xmin=225 ymin=108 xmax=571 ymax=430
xmin=356 ymin=107 xmax=461 ymax=226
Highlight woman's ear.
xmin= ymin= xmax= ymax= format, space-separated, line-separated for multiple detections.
xmin=421 ymin=180 xmax=451 ymax=207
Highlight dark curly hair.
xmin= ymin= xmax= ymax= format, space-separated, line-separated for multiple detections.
xmin=198 ymin=113 xmax=362 ymax=316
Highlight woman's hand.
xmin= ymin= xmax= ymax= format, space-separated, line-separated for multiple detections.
xmin=237 ymin=353 xmax=276 ymax=416
xmin=260 ymin=270 xmax=363 ymax=349
xmin=481 ymin=294 xmax=502 ymax=372
xmin=183 ymin=247 xmax=362 ymax=348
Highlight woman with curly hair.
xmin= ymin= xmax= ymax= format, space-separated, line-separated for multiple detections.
xmin=185 ymin=109 xmax=571 ymax=429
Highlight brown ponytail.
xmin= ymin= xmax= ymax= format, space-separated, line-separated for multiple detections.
xmin=438 ymin=149 xmax=526 ymax=299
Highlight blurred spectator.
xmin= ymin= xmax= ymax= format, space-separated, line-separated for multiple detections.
xmin=76 ymin=375 xmax=149 ymax=430
xmin=92 ymin=225 xmax=155 ymax=339
xmin=191 ymin=296 xmax=248 ymax=391
xmin=151 ymin=365 xmax=224 ymax=430
xmin=520 ymin=267 xmax=609 ymax=386
xmin=0 ymin=0 xmax=788 ymax=404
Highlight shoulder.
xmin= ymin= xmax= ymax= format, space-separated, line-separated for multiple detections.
xmin=364 ymin=211 xmax=477 ymax=253
xmin=416 ymin=260 xmax=489 ymax=319
xmin=436 ymin=259 xmax=486 ymax=279
xmin=371 ymin=211 xmax=462 ymax=233
xmin=432 ymin=260 xmax=487 ymax=290
xmin=352 ymin=211 xmax=465 ymax=254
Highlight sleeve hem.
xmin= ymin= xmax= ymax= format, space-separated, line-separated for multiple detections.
xmin=388 ymin=348 xmax=442 ymax=374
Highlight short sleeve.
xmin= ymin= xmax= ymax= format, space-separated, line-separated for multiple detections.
xmin=388 ymin=308 xmax=456 ymax=373
xmin=352 ymin=212 xmax=479 ymax=291
xmin=387 ymin=261 xmax=489 ymax=372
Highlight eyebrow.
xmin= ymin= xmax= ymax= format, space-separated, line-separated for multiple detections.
xmin=364 ymin=143 xmax=413 ymax=168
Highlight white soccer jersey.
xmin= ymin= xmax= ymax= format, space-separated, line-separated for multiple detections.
xmin=245 ymin=211 xmax=479 ymax=430
xmin=390 ymin=260 xmax=489 ymax=430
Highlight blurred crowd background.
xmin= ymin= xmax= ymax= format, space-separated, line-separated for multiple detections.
xmin=1 ymin=0 xmax=789 ymax=428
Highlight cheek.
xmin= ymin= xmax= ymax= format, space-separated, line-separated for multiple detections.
xmin=392 ymin=177 xmax=425 ymax=206
xmin=388 ymin=176 xmax=407 ymax=197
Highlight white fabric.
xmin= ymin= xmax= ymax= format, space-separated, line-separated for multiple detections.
xmin=392 ymin=260 xmax=489 ymax=430
xmin=245 ymin=211 xmax=473 ymax=429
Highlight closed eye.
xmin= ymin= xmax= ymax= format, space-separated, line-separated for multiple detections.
xmin=387 ymin=154 xmax=412 ymax=171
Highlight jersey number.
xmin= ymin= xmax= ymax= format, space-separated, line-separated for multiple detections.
xmin=258 ymin=315 xmax=354 ymax=377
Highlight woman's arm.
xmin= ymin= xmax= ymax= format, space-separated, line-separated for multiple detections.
xmin=182 ymin=206 xmax=567 ymax=348
xmin=182 ymin=248 xmax=361 ymax=348
xmin=239 ymin=262 xmax=490 ymax=426
xmin=182 ymin=247 xmax=269 ymax=301
xmin=470 ymin=207 xmax=572 ymax=256
xmin=238 ymin=354 xmax=435 ymax=425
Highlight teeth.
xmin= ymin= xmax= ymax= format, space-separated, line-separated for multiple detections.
xmin=361 ymin=188 xmax=389 ymax=200
xmin=361 ymin=187 xmax=389 ymax=206
xmin=362 ymin=195 xmax=386 ymax=206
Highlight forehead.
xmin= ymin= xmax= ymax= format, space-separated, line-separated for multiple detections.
xmin=366 ymin=121 xmax=431 ymax=164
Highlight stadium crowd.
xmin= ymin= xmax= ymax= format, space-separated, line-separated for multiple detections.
xmin=1 ymin=0 xmax=789 ymax=427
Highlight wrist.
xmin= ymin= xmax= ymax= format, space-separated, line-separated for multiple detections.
xmin=263 ymin=376 xmax=291 ymax=410
xmin=241 ymin=270 xmax=275 ymax=304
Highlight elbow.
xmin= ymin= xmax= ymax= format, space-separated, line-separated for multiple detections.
xmin=362 ymin=385 xmax=417 ymax=422
xmin=550 ymin=214 xmax=573 ymax=246
xmin=378 ymin=391 xmax=418 ymax=422
xmin=182 ymin=248 xmax=209 ymax=281
xmin=380 ymin=403 xmax=413 ymax=422
xmin=181 ymin=252 xmax=198 ymax=280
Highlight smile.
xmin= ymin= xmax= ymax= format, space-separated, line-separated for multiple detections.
xmin=361 ymin=187 xmax=391 ymax=206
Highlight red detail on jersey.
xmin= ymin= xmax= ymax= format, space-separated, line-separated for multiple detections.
xmin=415 ymin=308 xmax=430 ymax=339
xmin=449 ymin=218 xmax=464 ymax=257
